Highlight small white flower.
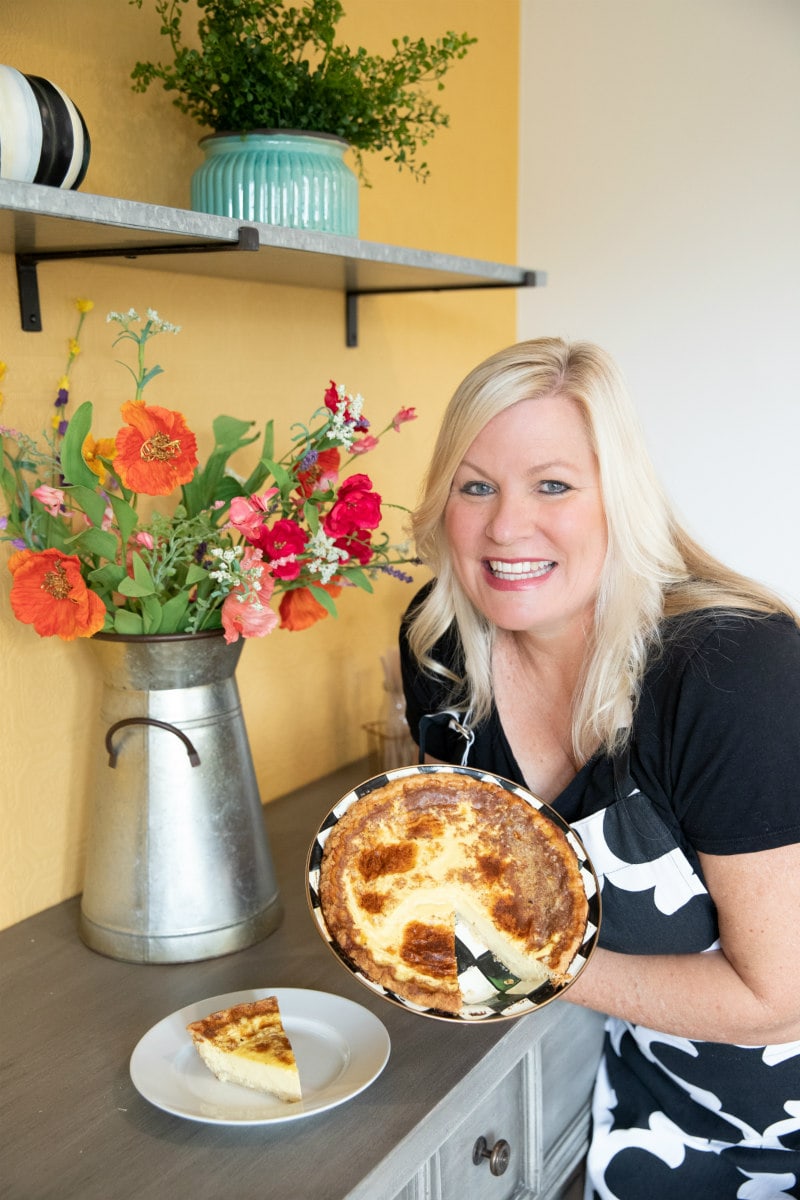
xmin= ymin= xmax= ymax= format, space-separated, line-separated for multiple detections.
xmin=307 ymin=529 xmax=348 ymax=583
xmin=328 ymin=409 xmax=356 ymax=449
xmin=349 ymin=392 xmax=364 ymax=422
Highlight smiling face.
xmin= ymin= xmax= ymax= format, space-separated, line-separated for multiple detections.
xmin=444 ymin=394 xmax=608 ymax=644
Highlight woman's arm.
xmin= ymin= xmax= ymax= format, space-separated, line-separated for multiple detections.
xmin=563 ymin=841 xmax=800 ymax=1044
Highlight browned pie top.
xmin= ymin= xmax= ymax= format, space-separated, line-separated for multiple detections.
xmin=187 ymin=996 xmax=295 ymax=1067
xmin=318 ymin=772 xmax=588 ymax=1012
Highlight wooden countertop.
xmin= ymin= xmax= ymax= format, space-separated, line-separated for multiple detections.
xmin=0 ymin=759 xmax=599 ymax=1200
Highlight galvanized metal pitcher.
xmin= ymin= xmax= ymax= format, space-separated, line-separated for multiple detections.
xmin=80 ymin=630 xmax=282 ymax=963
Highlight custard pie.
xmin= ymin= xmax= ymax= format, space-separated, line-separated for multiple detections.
xmin=319 ymin=772 xmax=588 ymax=1013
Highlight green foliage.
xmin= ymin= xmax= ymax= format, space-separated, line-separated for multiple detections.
xmin=128 ymin=0 xmax=476 ymax=180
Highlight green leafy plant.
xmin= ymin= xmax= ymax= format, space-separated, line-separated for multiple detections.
xmin=128 ymin=0 xmax=476 ymax=180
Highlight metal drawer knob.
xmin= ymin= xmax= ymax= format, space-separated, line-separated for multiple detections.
xmin=472 ymin=1135 xmax=511 ymax=1176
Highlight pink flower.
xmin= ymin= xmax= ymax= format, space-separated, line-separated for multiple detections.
xmin=101 ymin=504 xmax=114 ymax=532
xmin=392 ymin=406 xmax=417 ymax=431
xmin=221 ymin=548 xmax=279 ymax=644
xmin=323 ymin=474 xmax=382 ymax=538
xmin=350 ymin=435 xmax=378 ymax=455
xmin=32 ymin=485 xmax=65 ymax=516
xmin=228 ymin=490 xmax=278 ymax=542
xmin=135 ymin=531 xmax=155 ymax=550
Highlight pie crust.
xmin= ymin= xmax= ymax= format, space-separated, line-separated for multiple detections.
xmin=319 ymin=772 xmax=588 ymax=1014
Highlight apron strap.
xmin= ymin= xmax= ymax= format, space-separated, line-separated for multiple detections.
xmin=418 ymin=709 xmax=475 ymax=766
xmin=611 ymin=738 xmax=639 ymax=801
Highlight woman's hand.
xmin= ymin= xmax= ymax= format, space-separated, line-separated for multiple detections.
xmin=563 ymin=841 xmax=800 ymax=1045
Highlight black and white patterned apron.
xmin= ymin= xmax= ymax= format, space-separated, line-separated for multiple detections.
xmin=573 ymin=751 xmax=800 ymax=1199
xmin=418 ymin=714 xmax=800 ymax=1198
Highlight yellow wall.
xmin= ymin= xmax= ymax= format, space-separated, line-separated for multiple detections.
xmin=0 ymin=0 xmax=521 ymax=928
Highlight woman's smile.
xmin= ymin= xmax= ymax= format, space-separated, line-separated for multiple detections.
xmin=484 ymin=557 xmax=556 ymax=584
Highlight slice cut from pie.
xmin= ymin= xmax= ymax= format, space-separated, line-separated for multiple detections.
xmin=187 ymin=996 xmax=302 ymax=1102
xmin=319 ymin=772 xmax=589 ymax=1014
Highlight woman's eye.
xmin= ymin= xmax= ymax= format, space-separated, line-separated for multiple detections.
xmin=539 ymin=479 xmax=571 ymax=495
xmin=459 ymin=480 xmax=495 ymax=496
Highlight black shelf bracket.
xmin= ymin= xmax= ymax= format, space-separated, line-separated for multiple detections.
xmin=344 ymin=270 xmax=544 ymax=347
xmin=15 ymin=225 xmax=260 ymax=331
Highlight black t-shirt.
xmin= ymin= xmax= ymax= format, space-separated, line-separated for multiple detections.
xmin=400 ymin=588 xmax=800 ymax=857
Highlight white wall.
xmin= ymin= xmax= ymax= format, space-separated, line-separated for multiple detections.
xmin=518 ymin=0 xmax=800 ymax=606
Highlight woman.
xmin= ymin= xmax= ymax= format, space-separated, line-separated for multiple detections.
xmin=400 ymin=338 xmax=800 ymax=1198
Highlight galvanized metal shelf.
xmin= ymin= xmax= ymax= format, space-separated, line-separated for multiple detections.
xmin=0 ymin=180 xmax=545 ymax=344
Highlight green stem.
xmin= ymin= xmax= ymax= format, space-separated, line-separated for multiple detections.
xmin=135 ymin=335 xmax=147 ymax=400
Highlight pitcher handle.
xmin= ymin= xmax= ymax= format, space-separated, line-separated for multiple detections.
xmin=105 ymin=718 xmax=201 ymax=768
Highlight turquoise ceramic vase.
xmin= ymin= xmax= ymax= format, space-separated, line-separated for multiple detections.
xmin=191 ymin=130 xmax=359 ymax=236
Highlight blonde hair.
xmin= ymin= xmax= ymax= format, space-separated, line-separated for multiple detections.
xmin=408 ymin=338 xmax=796 ymax=761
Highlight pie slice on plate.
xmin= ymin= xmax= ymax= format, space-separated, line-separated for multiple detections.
xmin=187 ymin=996 xmax=302 ymax=1102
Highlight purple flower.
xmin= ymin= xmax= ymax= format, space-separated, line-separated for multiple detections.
xmin=55 ymin=388 xmax=69 ymax=408
xmin=379 ymin=565 xmax=415 ymax=583
xmin=298 ymin=448 xmax=318 ymax=471
xmin=11 ymin=538 xmax=26 ymax=550
xmin=57 ymin=420 xmax=69 ymax=436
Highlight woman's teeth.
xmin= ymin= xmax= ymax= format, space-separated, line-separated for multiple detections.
xmin=487 ymin=560 xmax=554 ymax=581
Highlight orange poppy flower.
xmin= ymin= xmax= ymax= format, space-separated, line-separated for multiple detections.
xmin=115 ymin=400 xmax=198 ymax=495
xmin=279 ymin=583 xmax=342 ymax=632
xmin=82 ymin=433 xmax=118 ymax=485
xmin=8 ymin=548 xmax=106 ymax=640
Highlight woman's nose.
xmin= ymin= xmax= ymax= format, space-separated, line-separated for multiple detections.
xmin=484 ymin=493 xmax=534 ymax=545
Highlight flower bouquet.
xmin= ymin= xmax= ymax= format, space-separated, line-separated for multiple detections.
xmin=0 ymin=303 xmax=416 ymax=643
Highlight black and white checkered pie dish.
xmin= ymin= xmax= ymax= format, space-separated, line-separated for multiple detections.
xmin=306 ymin=764 xmax=600 ymax=1023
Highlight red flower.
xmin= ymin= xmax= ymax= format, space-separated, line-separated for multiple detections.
xmin=334 ymin=531 xmax=374 ymax=566
xmin=295 ymin=448 xmax=340 ymax=498
xmin=323 ymin=474 xmax=382 ymax=539
xmin=323 ymin=380 xmax=360 ymax=425
xmin=115 ymin=400 xmax=198 ymax=496
xmin=258 ymin=518 xmax=307 ymax=581
xmin=324 ymin=380 xmax=341 ymax=413
xmin=8 ymin=548 xmax=106 ymax=640
xmin=279 ymin=583 xmax=342 ymax=632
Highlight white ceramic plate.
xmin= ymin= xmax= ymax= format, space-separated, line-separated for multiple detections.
xmin=130 ymin=987 xmax=390 ymax=1125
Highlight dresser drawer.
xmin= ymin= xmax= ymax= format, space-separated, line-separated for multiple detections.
xmin=384 ymin=1005 xmax=605 ymax=1200
xmin=436 ymin=1057 xmax=532 ymax=1200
